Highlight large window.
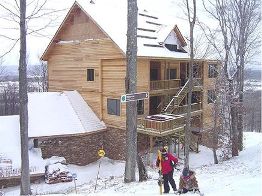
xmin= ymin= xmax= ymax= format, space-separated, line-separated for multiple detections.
xmin=137 ymin=100 xmax=144 ymax=115
xmin=167 ymin=68 xmax=177 ymax=79
xmin=208 ymin=64 xmax=218 ymax=78
xmin=87 ymin=69 xmax=94 ymax=81
xmin=207 ymin=90 xmax=216 ymax=104
xmin=107 ymin=98 xmax=120 ymax=116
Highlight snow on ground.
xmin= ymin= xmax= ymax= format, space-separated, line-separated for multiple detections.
xmin=2 ymin=132 xmax=262 ymax=196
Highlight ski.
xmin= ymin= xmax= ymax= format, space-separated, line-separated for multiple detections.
xmin=157 ymin=150 xmax=163 ymax=195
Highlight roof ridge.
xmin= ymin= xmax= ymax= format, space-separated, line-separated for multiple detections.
xmin=63 ymin=91 xmax=86 ymax=131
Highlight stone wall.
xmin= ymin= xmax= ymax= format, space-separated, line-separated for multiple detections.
xmin=39 ymin=130 xmax=106 ymax=166
xmin=103 ymin=127 xmax=126 ymax=160
xmin=38 ymin=127 xmax=128 ymax=166
xmin=37 ymin=127 xmax=151 ymax=166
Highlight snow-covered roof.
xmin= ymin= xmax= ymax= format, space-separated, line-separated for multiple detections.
xmin=42 ymin=0 xmax=190 ymax=60
xmin=28 ymin=90 xmax=106 ymax=137
xmin=76 ymin=0 xmax=189 ymax=59
xmin=0 ymin=90 xmax=106 ymax=139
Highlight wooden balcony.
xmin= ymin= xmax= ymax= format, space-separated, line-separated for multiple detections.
xmin=137 ymin=114 xmax=185 ymax=137
xmin=150 ymin=79 xmax=180 ymax=91
xmin=173 ymin=103 xmax=202 ymax=117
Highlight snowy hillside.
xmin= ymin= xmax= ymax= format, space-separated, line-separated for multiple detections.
xmin=3 ymin=132 xmax=262 ymax=196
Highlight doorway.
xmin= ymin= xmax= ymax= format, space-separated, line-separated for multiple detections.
xmin=150 ymin=61 xmax=161 ymax=81
xmin=149 ymin=96 xmax=161 ymax=115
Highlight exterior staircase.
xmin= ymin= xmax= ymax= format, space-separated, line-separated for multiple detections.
xmin=161 ymin=78 xmax=203 ymax=114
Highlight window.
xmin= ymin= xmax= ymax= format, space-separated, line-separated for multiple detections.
xmin=207 ymin=90 xmax=216 ymax=104
xmin=107 ymin=98 xmax=120 ymax=116
xmin=165 ymin=44 xmax=178 ymax=51
xmin=137 ymin=100 xmax=144 ymax=115
xmin=167 ymin=69 xmax=177 ymax=79
xmin=208 ymin=64 xmax=218 ymax=78
xmin=87 ymin=69 xmax=94 ymax=81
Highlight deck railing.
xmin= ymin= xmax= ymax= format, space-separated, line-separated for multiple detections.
xmin=138 ymin=114 xmax=185 ymax=134
xmin=173 ymin=103 xmax=202 ymax=115
xmin=150 ymin=79 xmax=180 ymax=91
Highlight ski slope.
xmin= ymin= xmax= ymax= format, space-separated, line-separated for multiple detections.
xmin=3 ymin=132 xmax=262 ymax=196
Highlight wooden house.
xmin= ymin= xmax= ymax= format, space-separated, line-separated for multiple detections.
xmin=41 ymin=0 xmax=218 ymax=159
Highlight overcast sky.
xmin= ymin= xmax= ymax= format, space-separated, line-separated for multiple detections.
xmin=0 ymin=0 xmax=261 ymax=70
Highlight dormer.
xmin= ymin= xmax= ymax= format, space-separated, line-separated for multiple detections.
xmin=163 ymin=26 xmax=187 ymax=53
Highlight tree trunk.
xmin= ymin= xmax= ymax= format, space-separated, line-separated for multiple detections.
xmin=184 ymin=0 xmax=196 ymax=170
xmin=212 ymin=92 xmax=219 ymax=164
xmin=237 ymin=57 xmax=244 ymax=151
xmin=124 ymin=0 xmax=138 ymax=183
xmin=19 ymin=0 xmax=31 ymax=195
xmin=229 ymin=80 xmax=238 ymax=157
xmin=137 ymin=154 xmax=148 ymax=182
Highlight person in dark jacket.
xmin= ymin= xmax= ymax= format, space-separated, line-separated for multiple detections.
xmin=178 ymin=167 xmax=200 ymax=194
xmin=156 ymin=148 xmax=178 ymax=193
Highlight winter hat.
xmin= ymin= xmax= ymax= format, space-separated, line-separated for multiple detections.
xmin=182 ymin=168 xmax=189 ymax=176
xmin=161 ymin=148 xmax=167 ymax=155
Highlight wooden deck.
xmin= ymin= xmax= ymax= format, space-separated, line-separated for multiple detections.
xmin=137 ymin=114 xmax=185 ymax=137
xmin=150 ymin=79 xmax=180 ymax=91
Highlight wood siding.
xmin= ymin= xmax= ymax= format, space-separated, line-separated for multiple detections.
xmin=56 ymin=6 xmax=107 ymax=41
xmin=45 ymin=4 xmax=216 ymax=131
xmin=202 ymin=61 xmax=216 ymax=131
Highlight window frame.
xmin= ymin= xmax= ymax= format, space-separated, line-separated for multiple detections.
xmin=107 ymin=98 xmax=120 ymax=116
xmin=137 ymin=100 xmax=144 ymax=115
xmin=87 ymin=68 xmax=95 ymax=81
xmin=167 ymin=68 xmax=177 ymax=80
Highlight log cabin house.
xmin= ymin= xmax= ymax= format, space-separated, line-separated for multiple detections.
xmin=41 ymin=0 xmax=218 ymax=160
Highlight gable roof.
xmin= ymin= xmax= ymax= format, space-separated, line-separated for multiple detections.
xmin=28 ymin=90 xmax=106 ymax=138
xmin=0 ymin=90 xmax=106 ymax=139
xmin=42 ymin=0 xmax=189 ymax=61
xmin=0 ymin=91 xmax=106 ymax=138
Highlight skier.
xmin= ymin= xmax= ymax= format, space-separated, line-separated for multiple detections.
xmin=156 ymin=148 xmax=178 ymax=194
xmin=178 ymin=167 xmax=200 ymax=194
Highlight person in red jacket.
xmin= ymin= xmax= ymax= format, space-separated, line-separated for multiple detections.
xmin=156 ymin=148 xmax=178 ymax=193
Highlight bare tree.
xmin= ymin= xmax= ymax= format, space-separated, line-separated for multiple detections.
xmin=183 ymin=0 xmax=196 ymax=170
xmin=28 ymin=60 xmax=48 ymax=92
xmin=0 ymin=83 xmax=19 ymax=116
xmin=19 ymin=0 xmax=31 ymax=194
xmin=230 ymin=0 xmax=261 ymax=151
xmin=0 ymin=0 xmax=66 ymax=59
xmin=0 ymin=1 xmax=65 ymax=194
xmin=124 ymin=0 xmax=138 ymax=183
xmin=202 ymin=0 xmax=261 ymax=156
